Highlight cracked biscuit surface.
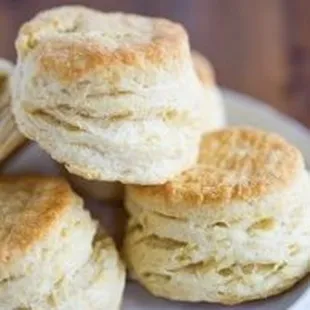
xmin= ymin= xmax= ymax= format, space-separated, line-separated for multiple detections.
xmin=124 ymin=127 xmax=310 ymax=305
xmin=0 ymin=175 xmax=125 ymax=309
xmin=12 ymin=6 xmax=208 ymax=184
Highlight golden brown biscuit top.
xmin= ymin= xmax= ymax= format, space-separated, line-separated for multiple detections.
xmin=129 ymin=127 xmax=304 ymax=205
xmin=0 ymin=176 xmax=77 ymax=263
xmin=16 ymin=6 xmax=188 ymax=82
xmin=191 ymin=50 xmax=215 ymax=86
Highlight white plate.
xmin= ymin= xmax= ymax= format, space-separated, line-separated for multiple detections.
xmin=2 ymin=90 xmax=310 ymax=310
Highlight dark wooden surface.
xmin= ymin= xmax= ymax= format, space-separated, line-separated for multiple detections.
xmin=1 ymin=0 xmax=310 ymax=127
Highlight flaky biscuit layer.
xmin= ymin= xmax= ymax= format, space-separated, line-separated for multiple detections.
xmin=13 ymin=6 xmax=207 ymax=184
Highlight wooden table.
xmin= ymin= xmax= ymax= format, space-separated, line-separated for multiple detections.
xmin=1 ymin=0 xmax=309 ymax=127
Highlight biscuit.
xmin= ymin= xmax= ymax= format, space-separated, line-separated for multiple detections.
xmin=192 ymin=50 xmax=225 ymax=132
xmin=60 ymin=50 xmax=224 ymax=201
xmin=0 ymin=175 xmax=125 ymax=309
xmin=12 ymin=6 xmax=207 ymax=184
xmin=124 ymin=127 xmax=310 ymax=305
xmin=0 ymin=58 xmax=26 ymax=163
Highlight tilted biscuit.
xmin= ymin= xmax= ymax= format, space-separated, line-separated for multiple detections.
xmin=124 ymin=127 xmax=310 ymax=305
xmin=12 ymin=6 xmax=207 ymax=184
xmin=0 ymin=58 xmax=13 ymax=110
xmin=0 ymin=175 xmax=125 ymax=309
xmin=0 ymin=58 xmax=26 ymax=163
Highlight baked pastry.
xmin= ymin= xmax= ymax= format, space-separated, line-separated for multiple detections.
xmin=0 ymin=58 xmax=26 ymax=163
xmin=0 ymin=175 xmax=125 ymax=309
xmin=124 ymin=127 xmax=310 ymax=305
xmin=192 ymin=50 xmax=225 ymax=131
xmin=12 ymin=5 xmax=207 ymax=185
xmin=60 ymin=50 xmax=225 ymax=201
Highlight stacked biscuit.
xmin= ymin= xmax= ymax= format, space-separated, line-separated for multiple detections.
xmin=12 ymin=6 xmax=214 ymax=185
xmin=4 ymin=4 xmax=309 ymax=309
xmin=61 ymin=49 xmax=224 ymax=202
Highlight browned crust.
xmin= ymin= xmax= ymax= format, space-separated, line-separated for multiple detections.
xmin=0 ymin=175 xmax=77 ymax=263
xmin=16 ymin=6 xmax=188 ymax=83
xmin=129 ymin=127 xmax=304 ymax=206
xmin=37 ymin=36 xmax=186 ymax=83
